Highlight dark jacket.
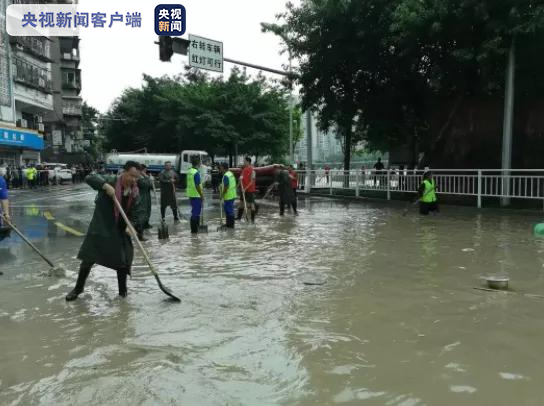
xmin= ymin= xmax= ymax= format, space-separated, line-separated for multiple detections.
xmin=134 ymin=175 xmax=153 ymax=226
xmin=277 ymin=170 xmax=295 ymax=202
xmin=159 ymin=169 xmax=178 ymax=208
xmin=77 ymin=174 xmax=141 ymax=271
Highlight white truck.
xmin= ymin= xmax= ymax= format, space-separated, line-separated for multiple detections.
xmin=104 ymin=150 xmax=211 ymax=187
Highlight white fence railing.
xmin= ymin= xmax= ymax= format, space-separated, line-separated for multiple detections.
xmin=296 ymin=169 xmax=544 ymax=208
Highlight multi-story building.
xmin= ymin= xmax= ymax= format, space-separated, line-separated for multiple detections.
xmin=44 ymin=35 xmax=83 ymax=156
xmin=295 ymin=111 xmax=343 ymax=166
xmin=0 ymin=0 xmax=83 ymax=167
xmin=0 ymin=0 xmax=50 ymax=166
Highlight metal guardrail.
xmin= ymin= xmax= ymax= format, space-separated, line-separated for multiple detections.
xmin=296 ymin=169 xmax=544 ymax=208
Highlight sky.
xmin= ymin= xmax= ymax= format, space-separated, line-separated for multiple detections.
xmin=78 ymin=0 xmax=295 ymax=113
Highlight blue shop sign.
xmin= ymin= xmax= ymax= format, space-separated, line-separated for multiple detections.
xmin=0 ymin=127 xmax=44 ymax=150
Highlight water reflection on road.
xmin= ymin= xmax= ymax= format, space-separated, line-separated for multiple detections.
xmin=2 ymin=186 xmax=544 ymax=405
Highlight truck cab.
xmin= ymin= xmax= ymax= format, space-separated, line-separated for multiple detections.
xmin=179 ymin=150 xmax=211 ymax=187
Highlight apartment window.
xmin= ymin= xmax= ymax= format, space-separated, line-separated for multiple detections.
xmin=34 ymin=38 xmax=42 ymax=54
xmin=63 ymin=71 xmax=76 ymax=86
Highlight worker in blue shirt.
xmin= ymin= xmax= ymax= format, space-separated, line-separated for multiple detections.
xmin=186 ymin=156 xmax=204 ymax=233
xmin=219 ymin=162 xmax=237 ymax=228
xmin=0 ymin=166 xmax=10 ymax=222
xmin=0 ymin=166 xmax=12 ymax=252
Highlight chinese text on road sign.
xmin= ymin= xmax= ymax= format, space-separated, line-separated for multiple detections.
xmin=188 ymin=34 xmax=223 ymax=73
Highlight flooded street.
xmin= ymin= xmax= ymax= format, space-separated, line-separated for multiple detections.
xmin=2 ymin=184 xmax=544 ymax=405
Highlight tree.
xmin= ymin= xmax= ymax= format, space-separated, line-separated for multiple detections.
xmin=81 ymin=101 xmax=101 ymax=159
xmin=263 ymin=0 xmax=393 ymax=171
xmin=265 ymin=0 xmax=544 ymax=168
xmin=387 ymin=0 xmax=544 ymax=165
xmin=101 ymin=69 xmax=291 ymax=162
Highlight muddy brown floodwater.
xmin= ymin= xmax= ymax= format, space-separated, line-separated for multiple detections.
xmin=2 ymin=187 xmax=544 ymax=405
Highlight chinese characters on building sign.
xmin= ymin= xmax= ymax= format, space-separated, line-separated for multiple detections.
xmin=0 ymin=129 xmax=44 ymax=150
xmin=188 ymin=34 xmax=223 ymax=73
xmin=2 ymin=131 xmax=25 ymax=143
xmin=154 ymin=4 xmax=186 ymax=36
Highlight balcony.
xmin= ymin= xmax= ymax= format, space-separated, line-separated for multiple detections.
xmin=9 ymin=36 xmax=52 ymax=63
xmin=61 ymin=51 xmax=80 ymax=62
xmin=13 ymin=72 xmax=53 ymax=94
xmin=62 ymin=81 xmax=81 ymax=91
xmin=62 ymin=68 xmax=82 ymax=93
xmin=16 ymin=119 xmax=45 ymax=133
xmin=62 ymin=99 xmax=82 ymax=117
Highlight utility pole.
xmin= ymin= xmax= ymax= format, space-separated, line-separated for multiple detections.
xmin=501 ymin=39 xmax=515 ymax=207
xmin=305 ymin=110 xmax=313 ymax=189
xmin=288 ymin=50 xmax=294 ymax=164
xmin=279 ymin=29 xmax=294 ymax=165
xmin=306 ymin=110 xmax=313 ymax=170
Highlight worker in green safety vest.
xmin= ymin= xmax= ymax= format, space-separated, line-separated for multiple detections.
xmin=418 ymin=170 xmax=439 ymax=215
xmin=219 ymin=162 xmax=237 ymax=228
xmin=26 ymin=165 xmax=37 ymax=189
xmin=186 ymin=156 xmax=204 ymax=234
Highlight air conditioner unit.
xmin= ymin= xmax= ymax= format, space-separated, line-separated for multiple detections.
xmin=38 ymin=123 xmax=45 ymax=132
xmin=37 ymin=116 xmax=43 ymax=123
xmin=20 ymin=119 xmax=28 ymax=128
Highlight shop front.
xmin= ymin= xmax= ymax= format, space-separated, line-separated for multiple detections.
xmin=0 ymin=126 xmax=44 ymax=167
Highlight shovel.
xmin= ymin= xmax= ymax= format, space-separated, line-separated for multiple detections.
xmin=2 ymin=216 xmax=65 ymax=274
xmin=199 ymin=196 xmax=208 ymax=233
xmin=171 ymin=182 xmax=180 ymax=224
xmin=262 ymin=184 xmax=275 ymax=201
xmin=152 ymin=181 xmax=168 ymax=240
xmin=112 ymin=195 xmax=180 ymax=302
xmin=217 ymin=197 xmax=228 ymax=232
xmin=402 ymin=199 xmax=419 ymax=216
xmin=241 ymin=188 xmax=250 ymax=222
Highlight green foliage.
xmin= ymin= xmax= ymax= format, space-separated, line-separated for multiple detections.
xmin=81 ymin=101 xmax=101 ymax=159
xmin=265 ymin=0 xmax=544 ymax=168
xmin=101 ymin=68 xmax=291 ymax=158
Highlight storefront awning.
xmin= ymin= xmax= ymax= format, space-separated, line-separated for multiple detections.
xmin=0 ymin=127 xmax=44 ymax=151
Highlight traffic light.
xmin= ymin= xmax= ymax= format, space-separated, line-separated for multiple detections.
xmin=159 ymin=36 xmax=173 ymax=62
xmin=173 ymin=38 xmax=190 ymax=56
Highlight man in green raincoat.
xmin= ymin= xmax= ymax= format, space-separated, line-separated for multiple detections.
xmin=66 ymin=161 xmax=143 ymax=301
xmin=274 ymin=167 xmax=298 ymax=216
xmin=159 ymin=161 xmax=179 ymax=223
xmin=134 ymin=164 xmax=153 ymax=241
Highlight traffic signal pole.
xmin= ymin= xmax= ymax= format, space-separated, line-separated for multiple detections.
xmin=157 ymin=37 xmax=292 ymax=77
xmin=157 ymin=36 xmax=296 ymax=163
